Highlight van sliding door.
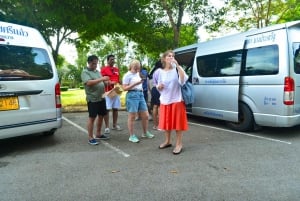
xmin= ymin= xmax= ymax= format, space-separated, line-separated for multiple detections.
xmin=194 ymin=50 xmax=242 ymax=122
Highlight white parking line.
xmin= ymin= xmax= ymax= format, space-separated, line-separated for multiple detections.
xmin=189 ymin=122 xmax=292 ymax=145
xmin=62 ymin=116 xmax=130 ymax=157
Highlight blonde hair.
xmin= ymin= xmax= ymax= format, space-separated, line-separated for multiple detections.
xmin=128 ymin=59 xmax=141 ymax=70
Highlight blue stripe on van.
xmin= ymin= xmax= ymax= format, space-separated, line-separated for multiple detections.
xmin=0 ymin=118 xmax=58 ymax=129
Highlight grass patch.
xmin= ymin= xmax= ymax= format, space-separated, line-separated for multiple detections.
xmin=61 ymin=89 xmax=86 ymax=106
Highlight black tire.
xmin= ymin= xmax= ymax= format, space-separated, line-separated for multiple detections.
xmin=227 ymin=103 xmax=254 ymax=132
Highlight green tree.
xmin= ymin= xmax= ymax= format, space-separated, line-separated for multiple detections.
xmin=276 ymin=0 xmax=300 ymax=22
xmin=0 ymin=0 xmax=223 ymax=65
xmin=0 ymin=0 xmax=83 ymax=65
xmin=156 ymin=0 xmax=212 ymax=47
xmin=89 ymin=34 xmax=128 ymax=68
xmin=127 ymin=0 xmax=214 ymax=53
xmin=0 ymin=0 xmax=150 ymax=65
xmin=65 ymin=64 xmax=82 ymax=88
xmin=76 ymin=47 xmax=90 ymax=71
xmin=206 ymin=0 xmax=300 ymax=33
xmin=88 ymin=34 xmax=139 ymax=79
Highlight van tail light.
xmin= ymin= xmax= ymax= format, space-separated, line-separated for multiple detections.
xmin=284 ymin=77 xmax=294 ymax=105
xmin=55 ymin=83 xmax=62 ymax=108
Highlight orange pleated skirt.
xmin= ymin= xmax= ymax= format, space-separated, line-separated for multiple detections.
xmin=158 ymin=101 xmax=188 ymax=131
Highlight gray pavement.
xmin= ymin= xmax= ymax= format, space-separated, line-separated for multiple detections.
xmin=1 ymin=111 xmax=300 ymax=201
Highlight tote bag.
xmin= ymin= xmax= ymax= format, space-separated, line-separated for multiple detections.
xmin=176 ymin=68 xmax=194 ymax=104
xmin=181 ymin=81 xmax=194 ymax=105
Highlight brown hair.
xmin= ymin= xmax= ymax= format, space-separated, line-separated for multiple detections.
xmin=161 ymin=50 xmax=174 ymax=68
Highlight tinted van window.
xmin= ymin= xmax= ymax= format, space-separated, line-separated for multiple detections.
xmin=294 ymin=43 xmax=300 ymax=74
xmin=196 ymin=50 xmax=242 ymax=77
xmin=0 ymin=45 xmax=53 ymax=80
xmin=243 ymin=45 xmax=279 ymax=76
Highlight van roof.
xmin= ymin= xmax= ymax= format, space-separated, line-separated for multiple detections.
xmin=0 ymin=21 xmax=47 ymax=48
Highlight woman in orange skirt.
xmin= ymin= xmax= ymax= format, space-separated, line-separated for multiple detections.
xmin=156 ymin=50 xmax=188 ymax=155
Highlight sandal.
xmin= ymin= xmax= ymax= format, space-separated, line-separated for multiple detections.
xmin=159 ymin=143 xmax=172 ymax=149
xmin=173 ymin=147 xmax=183 ymax=155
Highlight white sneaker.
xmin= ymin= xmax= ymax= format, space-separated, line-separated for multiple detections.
xmin=112 ymin=125 xmax=122 ymax=131
xmin=104 ymin=128 xmax=110 ymax=134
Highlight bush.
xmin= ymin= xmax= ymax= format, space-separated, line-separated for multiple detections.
xmin=79 ymin=86 xmax=84 ymax=89
xmin=60 ymin=86 xmax=69 ymax=91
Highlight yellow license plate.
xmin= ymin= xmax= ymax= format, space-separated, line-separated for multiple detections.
xmin=0 ymin=97 xmax=19 ymax=111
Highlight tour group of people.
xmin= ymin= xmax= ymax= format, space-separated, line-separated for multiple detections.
xmin=80 ymin=50 xmax=189 ymax=155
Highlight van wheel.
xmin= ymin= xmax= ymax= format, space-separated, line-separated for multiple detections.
xmin=227 ymin=103 xmax=254 ymax=132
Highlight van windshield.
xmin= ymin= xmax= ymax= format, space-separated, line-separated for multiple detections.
xmin=0 ymin=45 xmax=53 ymax=80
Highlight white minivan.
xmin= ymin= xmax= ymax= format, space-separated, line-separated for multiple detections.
xmin=174 ymin=20 xmax=300 ymax=131
xmin=0 ymin=21 xmax=62 ymax=139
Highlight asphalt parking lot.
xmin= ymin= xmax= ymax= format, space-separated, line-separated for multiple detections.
xmin=1 ymin=111 xmax=300 ymax=201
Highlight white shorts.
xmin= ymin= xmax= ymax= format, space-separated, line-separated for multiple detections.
xmin=105 ymin=95 xmax=121 ymax=110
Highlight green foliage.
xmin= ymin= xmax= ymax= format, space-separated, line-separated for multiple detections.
xmin=6 ymin=0 xmax=298 ymax=69
xmin=60 ymin=86 xmax=69 ymax=91
xmin=0 ymin=0 xmax=150 ymax=64
xmin=76 ymin=47 xmax=90 ymax=71
xmin=178 ymin=25 xmax=198 ymax=46
xmin=276 ymin=0 xmax=300 ymax=23
xmin=56 ymin=55 xmax=66 ymax=68
xmin=0 ymin=0 xmax=214 ymax=64
xmin=206 ymin=0 xmax=300 ymax=34
xmin=64 ymin=64 xmax=82 ymax=88
xmin=89 ymin=34 xmax=128 ymax=68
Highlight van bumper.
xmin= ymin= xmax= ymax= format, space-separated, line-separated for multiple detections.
xmin=0 ymin=118 xmax=62 ymax=140
xmin=254 ymin=113 xmax=300 ymax=127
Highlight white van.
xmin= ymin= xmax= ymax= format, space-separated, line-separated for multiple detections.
xmin=0 ymin=21 xmax=62 ymax=139
xmin=174 ymin=20 xmax=300 ymax=131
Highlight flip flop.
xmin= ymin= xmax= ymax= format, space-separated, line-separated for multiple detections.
xmin=173 ymin=147 xmax=183 ymax=155
xmin=159 ymin=143 xmax=172 ymax=149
